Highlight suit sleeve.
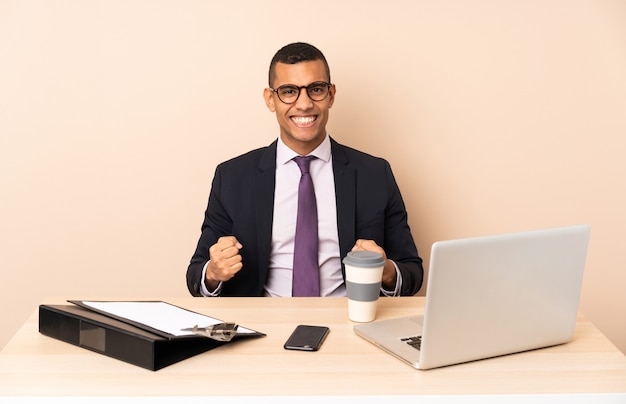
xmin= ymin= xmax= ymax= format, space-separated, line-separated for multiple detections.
xmin=186 ymin=166 xmax=230 ymax=296
xmin=382 ymin=161 xmax=424 ymax=296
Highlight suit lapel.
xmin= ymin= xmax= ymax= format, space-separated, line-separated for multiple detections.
xmin=254 ymin=141 xmax=277 ymax=287
xmin=331 ymin=138 xmax=356 ymax=261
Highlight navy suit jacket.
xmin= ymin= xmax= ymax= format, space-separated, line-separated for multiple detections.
xmin=187 ymin=137 xmax=423 ymax=297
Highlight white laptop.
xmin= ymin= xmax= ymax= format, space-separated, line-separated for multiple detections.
xmin=354 ymin=224 xmax=590 ymax=370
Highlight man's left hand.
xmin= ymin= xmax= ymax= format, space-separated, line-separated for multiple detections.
xmin=351 ymin=239 xmax=397 ymax=289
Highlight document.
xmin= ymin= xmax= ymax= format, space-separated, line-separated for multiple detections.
xmin=76 ymin=300 xmax=257 ymax=337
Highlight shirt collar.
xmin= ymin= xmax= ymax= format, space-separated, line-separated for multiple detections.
xmin=276 ymin=134 xmax=331 ymax=166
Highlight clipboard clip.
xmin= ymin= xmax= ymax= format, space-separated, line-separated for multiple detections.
xmin=181 ymin=322 xmax=239 ymax=342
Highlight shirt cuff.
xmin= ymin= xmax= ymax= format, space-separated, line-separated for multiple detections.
xmin=200 ymin=261 xmax=223 ymax=297
xmin=380 ymin=260 xmax=402 ymax=296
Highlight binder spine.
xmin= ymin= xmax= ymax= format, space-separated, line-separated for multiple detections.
xmin=39 ymin=305 xmax=157 ymax=370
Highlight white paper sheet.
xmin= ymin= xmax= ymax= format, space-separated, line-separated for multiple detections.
xmin=80 ymin=301 xmax=256 ymax=337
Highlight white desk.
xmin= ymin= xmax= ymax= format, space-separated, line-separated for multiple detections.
xmin=1 ymin=297 xmax=625 ymax=402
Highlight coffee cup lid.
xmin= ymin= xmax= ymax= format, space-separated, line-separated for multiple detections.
xmin=342 ymin=251 xmax=385 ymax=268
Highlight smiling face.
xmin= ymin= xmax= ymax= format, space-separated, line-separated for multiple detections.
xmin=264 ymin=60 xmax=336 ymax=156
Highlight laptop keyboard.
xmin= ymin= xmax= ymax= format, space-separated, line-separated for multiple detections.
xmin=401 ymin=335 xmax=422 ymax=351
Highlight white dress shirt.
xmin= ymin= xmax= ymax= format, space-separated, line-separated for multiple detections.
xmin=264 ymin=135 xmax=344 ymax=296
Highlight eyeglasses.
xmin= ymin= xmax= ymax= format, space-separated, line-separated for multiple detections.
xmin=269 ymin=81 xmax=332 ymax=104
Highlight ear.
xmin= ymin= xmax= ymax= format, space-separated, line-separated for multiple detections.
xmin=327 ymin=84 xmax=336 ymax=108
xmin=263 ymin=88 xmax=276 ymax=112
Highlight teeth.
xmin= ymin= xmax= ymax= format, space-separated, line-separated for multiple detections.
xmin=292 ymin=116 xmax=315 ymax=125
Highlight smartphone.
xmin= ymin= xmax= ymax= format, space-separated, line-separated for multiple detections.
xmin=283 ymin=325 xmax=330 ymax=351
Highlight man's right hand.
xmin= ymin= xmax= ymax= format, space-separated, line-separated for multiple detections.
xmin=205 ymin=236 xmax=243 ymax=290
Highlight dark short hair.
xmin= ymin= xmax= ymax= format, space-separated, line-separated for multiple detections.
xmin=268 ymin=42 xmax=331 ymax=87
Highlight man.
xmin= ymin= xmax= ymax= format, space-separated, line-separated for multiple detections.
xmin=187 ymin=42 xmax=423 ymax=297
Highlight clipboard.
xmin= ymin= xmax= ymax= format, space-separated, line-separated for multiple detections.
xmin=68 ymin=300 xmax=264 ymax=340
xmin=39 ymin=301 xmax=265 ymax=371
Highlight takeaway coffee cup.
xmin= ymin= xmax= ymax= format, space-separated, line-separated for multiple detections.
xmin=343 ymin=251 xmax=386 ymax=322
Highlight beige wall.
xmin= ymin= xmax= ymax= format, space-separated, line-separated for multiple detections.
xmin=1 ymin=0 xmax=625 ymax=354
